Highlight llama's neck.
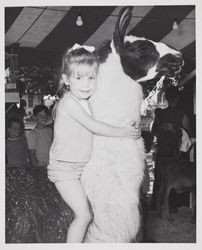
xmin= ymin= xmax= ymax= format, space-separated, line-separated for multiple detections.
xmin=90 ymin=52 xmax=143 ymax=126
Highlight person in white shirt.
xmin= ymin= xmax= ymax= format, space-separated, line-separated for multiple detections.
xmin=27 ymin=105 xmax=53 ymax=167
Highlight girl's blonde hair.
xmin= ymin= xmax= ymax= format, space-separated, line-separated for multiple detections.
xmin=56 ymin=47 xmax=98 ymax=98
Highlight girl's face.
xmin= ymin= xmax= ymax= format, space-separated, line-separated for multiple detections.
xmin=8 ymin=122 xmax=22 ymax=138
xmin=64 ymin=63 xmax=98 ymax=100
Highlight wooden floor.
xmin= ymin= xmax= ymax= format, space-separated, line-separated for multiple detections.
xmin=146 ymin=207 xmax=196 ymax=243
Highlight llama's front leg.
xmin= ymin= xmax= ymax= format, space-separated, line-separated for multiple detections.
xmin=156 ymin=181 xmax=164 ymax=218
xmin=164 ymin=185 xmax=174 ymax=221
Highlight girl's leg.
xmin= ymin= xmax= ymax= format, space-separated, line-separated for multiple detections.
xmin=55 ymin=180 xmax=92 ymax=243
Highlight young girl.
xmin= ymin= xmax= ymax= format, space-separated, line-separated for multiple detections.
xmin=47 ymin=44 xmax=141 ymax=243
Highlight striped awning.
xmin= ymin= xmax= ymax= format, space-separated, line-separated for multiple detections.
xmin=5 ymin=5 xmax=195 ymax=85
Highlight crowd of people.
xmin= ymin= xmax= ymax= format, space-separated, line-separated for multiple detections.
xmin=6 ymin=103 xmax=53 ymax=168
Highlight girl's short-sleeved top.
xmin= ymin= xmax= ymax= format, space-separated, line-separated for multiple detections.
xmin=49 ymin=94 xmax=93 ymax=163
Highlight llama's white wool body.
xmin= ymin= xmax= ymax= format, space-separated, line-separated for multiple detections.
xmin=81 ymin=44 xmax=145 ymax=242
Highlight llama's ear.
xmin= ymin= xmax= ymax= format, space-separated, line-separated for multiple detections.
xmin=113 ymin=6 xmax=133 ymax=52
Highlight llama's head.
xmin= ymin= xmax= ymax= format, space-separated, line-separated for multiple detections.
xmin=112 ymin=6 xmax=184 ymax=82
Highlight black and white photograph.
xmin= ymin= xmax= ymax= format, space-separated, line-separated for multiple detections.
xmin=2 ymin=0 xmax=201 ymax=249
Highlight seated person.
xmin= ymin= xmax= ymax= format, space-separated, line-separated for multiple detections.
xmin=6 ymin=117 xmax=29 ymax=167
xmin=27 ymin=105 xmax=53 ymax=167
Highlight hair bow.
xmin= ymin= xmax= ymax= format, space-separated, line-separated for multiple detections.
xmin=68 ymin=43 xmax=95 ymax=53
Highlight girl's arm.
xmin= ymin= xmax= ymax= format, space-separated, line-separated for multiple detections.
xmin=28 ymin=150 xmax=39 ymax=167
xmin=64 ymin=98 xmax=139 ymax=139
xmin=24 ymin=137 xmax=32 ymax=166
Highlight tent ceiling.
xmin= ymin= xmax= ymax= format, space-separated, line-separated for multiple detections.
xmin=5 ymin=5 xmax=195 ymax=84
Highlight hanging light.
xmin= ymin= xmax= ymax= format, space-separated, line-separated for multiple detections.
xmin=76 ymin=9 xmax=83 ymax=26
xmin=172 ymin=20 xmax=178 ymax=30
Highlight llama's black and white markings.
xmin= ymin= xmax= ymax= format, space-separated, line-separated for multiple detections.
xmin=81 ymin=6 xmax=184 ymax=243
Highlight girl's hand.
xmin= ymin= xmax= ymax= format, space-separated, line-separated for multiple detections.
xmin=125 ymin=125 xmax=141 ymax=139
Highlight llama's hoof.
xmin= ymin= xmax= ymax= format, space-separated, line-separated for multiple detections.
xmin=169 ymin=207 xmax=178 ymax=214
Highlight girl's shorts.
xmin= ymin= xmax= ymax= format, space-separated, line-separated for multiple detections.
xmin=47 ymin=159 xmax=87 ymax=183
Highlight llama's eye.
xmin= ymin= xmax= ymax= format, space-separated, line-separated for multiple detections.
xmin=139 ymin=46 xmax=149 ymax=54
xmin=127 ymin=47 xmax=135 ymax=52
xmin=89 ymin=76 xmax=95 ymax=80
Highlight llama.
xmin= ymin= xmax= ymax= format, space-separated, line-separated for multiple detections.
xmin=81 ymin=6 xmax=184 ymax=243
